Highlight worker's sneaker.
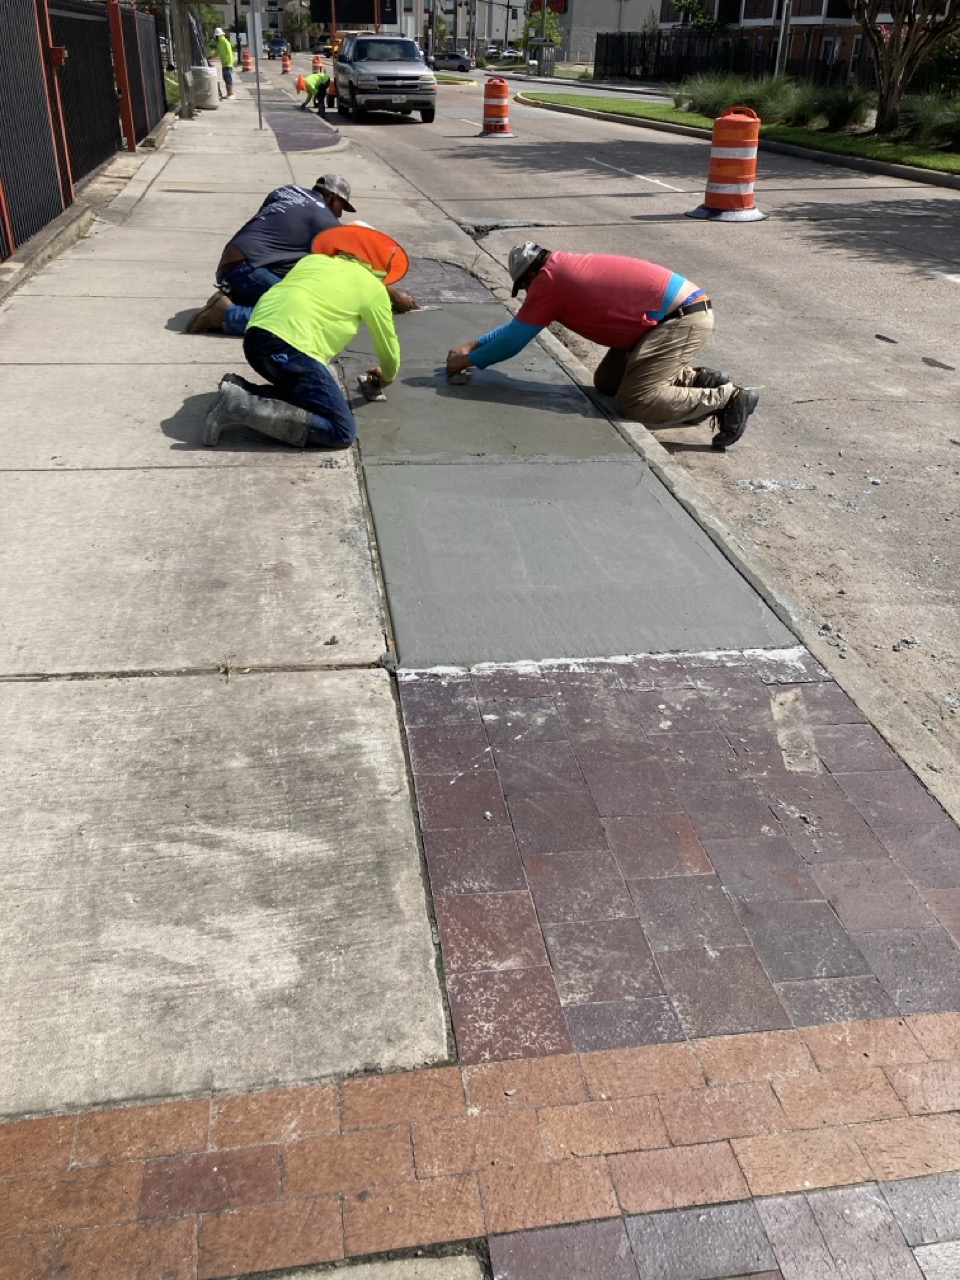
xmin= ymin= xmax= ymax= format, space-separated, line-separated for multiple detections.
xmin=692 ymin=366 xmax=731 ymax=388
xmin=187 ymin=293 xmax=230 ymax=334
xmin=712 ymin=387 xmax=759 ymax=451
xmin=203 ymin=382 xmax=311 ymax=448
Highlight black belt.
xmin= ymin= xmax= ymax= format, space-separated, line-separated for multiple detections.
xmin=662 ymin=299 xmax=712 ymax=321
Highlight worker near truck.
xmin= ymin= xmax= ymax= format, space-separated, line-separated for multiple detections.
xmin=213 ymin=28 xmax=235 ymax=99
xmin=300 ymin=69 xmax=331 ymax=114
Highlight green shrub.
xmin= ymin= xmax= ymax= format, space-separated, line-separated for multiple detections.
xmin=785 ymin=80 xmax=823 ymax=127
xmin=817 ymin=84 xmax=874 ymax=131
xmin=900 ymin=94 xmax=960 ymax=145
xmin=678 ymin=71 xmax=748 ymax=118
xmin=736 ymin=73 xmax=797 ymax=123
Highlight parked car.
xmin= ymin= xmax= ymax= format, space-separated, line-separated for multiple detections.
xmin=335 ymin=34 xmax=437 ymax=123
xmin=499 ymin=47 xmax=524 ymax=61
xmin=431 ymin=49 xmax=476 ymax=72
xmin=266 ymin=37 xmax=289 ymax=59
xmin=310 ymin=41 xmax=327 ymax=55
xmin=484 ymin=44 xmax=500 ymax=57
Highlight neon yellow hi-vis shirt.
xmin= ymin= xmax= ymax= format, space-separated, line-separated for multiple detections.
xmin=305 ymin=70 xmax=330 ymax=92
xmin=248 ymin=254 xmax=400 ymax=382
xmin=216 ymin=34 xmax=234 ymax=68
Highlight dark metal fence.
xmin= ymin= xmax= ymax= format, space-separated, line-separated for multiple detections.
xmin=0 ymin=0 xmax=69 ymax=253
xmin=596 ymin=27 xmax=942 ymax=92
xmin=50 ymin=0 xmax=121 ymax=182
xmin=0 ymin=0 xmax=167 ymax=261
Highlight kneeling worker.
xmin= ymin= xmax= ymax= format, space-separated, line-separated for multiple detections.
xmin=446 ymin=243 xmax=758 ymax=450
xmin=203 ymin=225 xmax=407 ymax=450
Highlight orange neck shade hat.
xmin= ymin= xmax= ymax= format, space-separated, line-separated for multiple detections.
xmin=310 ymin=225 xmax=409 ymax=285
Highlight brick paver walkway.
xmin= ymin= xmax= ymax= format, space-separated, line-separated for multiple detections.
xmin=3 ymin=1014 xmax=960 ymax=1277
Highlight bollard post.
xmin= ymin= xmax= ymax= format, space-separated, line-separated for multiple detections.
xmin=479 ymin=77 xmax=514 ymax=138
xmin=686 ymin=106 xmax=767 ymax=222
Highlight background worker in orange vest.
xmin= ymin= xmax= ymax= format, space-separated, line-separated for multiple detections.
xmin=446 ymin=242 xmax=759 ymax=452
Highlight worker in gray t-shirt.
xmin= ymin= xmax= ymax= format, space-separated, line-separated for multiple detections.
xmin=187 ymin=174 xmax=418 ymax=334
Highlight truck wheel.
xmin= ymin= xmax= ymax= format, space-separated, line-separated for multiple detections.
xmin=350 ymin=88 xmax=366 ymax=120
xmin=420 ymin=106 xmax=435 ymax=123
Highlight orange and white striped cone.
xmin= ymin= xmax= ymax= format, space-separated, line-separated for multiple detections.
xmin=686 ymin=105 xmax=767 ymax=223
xmin=241 ymin=48 xmax=253 ymax=72
xmin=281 ymin=52 xmax=292 ymax=73
xmin=312 ymin=53 xmax=323 ymax=72
xmin=479 ymin=77 xmax=514 ymax=138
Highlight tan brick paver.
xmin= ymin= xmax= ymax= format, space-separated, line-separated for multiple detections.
xmin=412 ymin=1110 xmax=546 ymax=1177
xmin=610 ymin=1141 xmax=748 ymax=1213
xmin=659 ymin=1081 xmax=787 ymax=1145
xmin=479 ymin=1156 xmax=618 ymax=1233
xmin=54 ymin=1218 xmax=198 ymax=1280
xmin=801 ymin=1018 xmax=927 ymax=1071
xmin=342 ymin=1174 xmax=484 ymax=1255
xmin=772 ymin=1068 xmax=905 ymax=1128
xmin=693 ymin=1030 xmax=817 ymax=1084
xmin=886 ymin=1058 xmax=960 ymax=1115
xmin=580 ymin=1042 xmax=704 ymax=1100
xmin=732 ymin=1126 xmax=872 ymax=1196
xmin=198 ymin=1199 xmax=342 ymax=1278
xmin=907 ymin=1012 xmax=960 ymax=1060
xmin=853 ymin=1113 xmax=960 ymax=1181
xmin=74 ymin=1101 xmax=210 ymax=1166
xmin=0 ymin=1115 xmax=75 ymax=1179
xmin=537 ymin=1096 xmax=668 ymax=1158
xmin=463 ymin=1054 xmax=587 ymax=1111
xmin=212 ymin=1085 xmax=338 ymax=1148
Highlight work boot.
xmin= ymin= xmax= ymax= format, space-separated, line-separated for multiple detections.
xmin=692 ymin=366 xmax=731 ymax=388
xmin=220 ymin=371 xmax=263 ymax=396
xmin=187 ymin=293 xmax=230 ymax=334
xmin=712 ymin=387 xmax=759 ymax=451
xmin=203 ymin=382 xmax=311 ymax=448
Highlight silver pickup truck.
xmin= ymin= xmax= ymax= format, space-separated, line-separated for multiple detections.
xmin=335 ymin=34 xmax=437 ymax=123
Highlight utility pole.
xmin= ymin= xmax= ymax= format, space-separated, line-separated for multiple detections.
xmin=775 ymin=0 xmax=792 ymax=74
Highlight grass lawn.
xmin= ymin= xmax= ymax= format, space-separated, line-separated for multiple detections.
xmin=522 ymin=92 xmax=960 ymax=175
xmin=164 ymin=75 xmax=180 ymax=110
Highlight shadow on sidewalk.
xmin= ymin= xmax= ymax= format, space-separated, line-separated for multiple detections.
xmin=161 ymin=391 xmax=292 ymax=452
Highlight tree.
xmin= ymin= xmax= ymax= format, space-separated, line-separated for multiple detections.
xmin=675 ymin=0 xmax=728 ymax=34
xmin=196 ymin=3 xmax=223 ymax=39
xmin=848 ymin=0 xmax=960 ymax=131
xmin=288 ymin=10 xmax=314 ymax=50
xmin=521 ymin=3 xmax=562 ymax=51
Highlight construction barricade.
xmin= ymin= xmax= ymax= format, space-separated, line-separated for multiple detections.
xmin=479 ymin=77 xmax=514 ymax=138
xmin=312 ymin=54 xmax=323 ymax=72
xmin=241 ymin=48 xmax=253 ymax=72
xmin=281 ymin=52 xmax=292 ymax=73
xmin=686 ymin=106 xmax=766 ymax=222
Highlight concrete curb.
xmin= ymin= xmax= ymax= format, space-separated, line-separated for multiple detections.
xmin=0 ymin=204 xmax=96 ymax=306
xmin=140 ymin=109 xmax=177 ymax=150
xmin=515 ymin=93 xmax=960 ymax=193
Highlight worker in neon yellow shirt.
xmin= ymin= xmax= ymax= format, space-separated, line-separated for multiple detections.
xmin=213 ymin=27 xmax=235 ymax=99
xmin=300 ymin=69 xmax=331 ymax=114
xmin=203 ymin=225 xmax=407 ymax=449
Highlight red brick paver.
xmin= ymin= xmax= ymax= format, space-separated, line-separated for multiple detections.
xmin=2 ymin=1014 xmax=960 ymax=1277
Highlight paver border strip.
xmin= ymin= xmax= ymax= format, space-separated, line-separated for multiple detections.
xmin=514 ymin=93 xmax=960 ymax=193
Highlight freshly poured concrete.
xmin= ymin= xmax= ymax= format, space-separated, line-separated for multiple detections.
xmin=0 ymin=464 xmax=384 ymax=673
xmin=0 ymin=670 xmax=445 ymax=1116
xmin=365 ymin=460 xmax=792 ymax=667
xmin=349 ymin=301 xmax=791 ymax=666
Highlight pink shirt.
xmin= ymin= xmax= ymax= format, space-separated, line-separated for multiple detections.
xmin=517 ymin=251 xmax=676 ymax=349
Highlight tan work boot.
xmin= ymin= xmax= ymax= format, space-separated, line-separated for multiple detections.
xmin=187 ymin=293 xmax=230 ymax=334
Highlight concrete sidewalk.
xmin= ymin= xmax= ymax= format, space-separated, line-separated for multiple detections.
xmin=2 ymin=66 xmax=960 ymax=1280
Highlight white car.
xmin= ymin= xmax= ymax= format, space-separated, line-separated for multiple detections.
xmin=498 ymin=47 xmax=524 ymax=61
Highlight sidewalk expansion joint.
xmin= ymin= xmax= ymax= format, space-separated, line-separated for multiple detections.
xmin=1 ymin=660 xmax=390 ymax=683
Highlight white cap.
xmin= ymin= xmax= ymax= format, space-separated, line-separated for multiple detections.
xmin=213 ymin=27 xmax=224 ymax=36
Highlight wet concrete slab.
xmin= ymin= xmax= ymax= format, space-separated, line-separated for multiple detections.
xmin=365 ymin=460 xmax=793 ymax=667
xmin=0 ymin=670 xmax=445 ymax=1116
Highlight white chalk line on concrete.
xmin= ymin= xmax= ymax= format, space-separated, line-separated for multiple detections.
xmin=586 ymin=156 xmax=686 ymax=193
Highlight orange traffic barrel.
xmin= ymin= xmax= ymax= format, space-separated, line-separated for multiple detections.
xmin=241 ymin=48 xmax=253 ymax=72
xmin=686 ymin=106 xmax=766 ymax=222
xmin=479 ymin=77 xmax=514 ymax=138
xmin=281 ymin=52 xmax=292 ymax=73
xmin=312 ymin=53 xmax=323 ymax=72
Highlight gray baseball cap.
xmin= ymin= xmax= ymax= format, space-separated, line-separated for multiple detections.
xmin=313 ymin=174 xmax=356 ymax=213
xmin=508 ymin=241 xmax=546 ymax=296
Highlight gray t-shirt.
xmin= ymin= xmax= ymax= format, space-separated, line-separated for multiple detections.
xmin=229 ymin=185 xmax=340 ymax=276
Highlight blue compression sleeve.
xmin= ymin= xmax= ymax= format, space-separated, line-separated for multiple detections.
xmin=470 ymin=318 xmax=543 ymax=368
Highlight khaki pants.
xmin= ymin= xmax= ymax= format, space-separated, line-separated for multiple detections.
xmin=593 ymin=309 xmax=733 ymax=426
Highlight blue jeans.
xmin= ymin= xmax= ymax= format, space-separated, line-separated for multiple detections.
xmin=218 ymin=263 xmax=282 ymax=336
xmin=222 ymin=66 xmax=234 ymax=87
xmin=243 ymin=327 xmax=356 ymax=449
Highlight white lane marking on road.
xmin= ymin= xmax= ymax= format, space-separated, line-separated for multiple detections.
xmin=587 ymin=156 xmax=685 ymax=192
xmin=460 ymin=119 xmax=481 ymax=126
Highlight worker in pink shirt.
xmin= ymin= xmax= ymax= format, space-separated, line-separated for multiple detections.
xmin=445 ymin=242 xmax=758 ymax=451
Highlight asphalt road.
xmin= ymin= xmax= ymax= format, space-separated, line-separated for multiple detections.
xmin=290 ymin=62 xmax=960 ymax=790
